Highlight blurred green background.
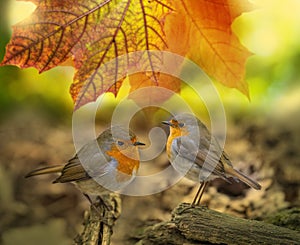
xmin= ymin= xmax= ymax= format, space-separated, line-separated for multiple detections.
xmin=0 ymin=0 xmax=73 ymax=122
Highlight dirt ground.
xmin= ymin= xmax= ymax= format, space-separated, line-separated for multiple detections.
xmin=0 ymin=104 xmax=299 ymax=244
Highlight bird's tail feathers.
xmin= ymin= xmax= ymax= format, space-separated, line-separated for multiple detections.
xmin=228 ymin=168 xmax=261 ymax=190
xmin=25 ymin=165 xmax=64 ymax=178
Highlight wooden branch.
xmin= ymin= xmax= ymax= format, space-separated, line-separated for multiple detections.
xmin=134 ymin=222 xmax=191 ymax=245
xmin=135 ymin=203 xmax=300 ymax=245
xmin=74 ymin=193 xmax=121 ymax=245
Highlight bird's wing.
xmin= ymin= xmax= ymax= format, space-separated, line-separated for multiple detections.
xmin=54 ymin=156 xmax=90 ymax=183
xmin=171 ymin=136 xmax=226 ymax=178
xmin=54 ymin=140 xmax=114 ymax=183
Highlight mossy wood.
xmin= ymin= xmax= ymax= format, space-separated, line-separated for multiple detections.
xmin=134 ymin=203 xmax=300 ymax=245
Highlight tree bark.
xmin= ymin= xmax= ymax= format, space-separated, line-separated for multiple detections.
xmin=134 ymin=203 xmax=300 ymax=245
xmin=74 ymin=193 xmax=121 ymax=245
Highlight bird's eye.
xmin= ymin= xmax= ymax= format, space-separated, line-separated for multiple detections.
xmin=178 ymin=122 xmax=185 ymax=127
xmin=117 ymin=141 xmax=124 ymax=146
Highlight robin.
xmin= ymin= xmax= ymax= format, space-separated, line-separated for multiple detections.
xmin=25 ymin=126 xmax=145 ymax=205
xmin=162 ymin=113 xmax=261 ymax=205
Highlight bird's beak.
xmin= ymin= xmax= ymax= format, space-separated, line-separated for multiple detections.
xmin=162 ymin=121 xmax=171 ymax=126
xmin=134 ymin=141 xmax=146 ymax=146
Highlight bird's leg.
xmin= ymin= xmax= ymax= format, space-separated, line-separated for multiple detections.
xmin=191 ymin=182 xmax=204 ymax=206
xmin=195 ymin=182 xmax=208 ymax=205
xmin=96 ymin=195 xmax=113 ymax=211
xmin=192 ymin=182 xmax=208 ymax=206
xmin=83 ymin=193 xmax=94 ymax=205
xmin=82 ymin=193 xmax=110 ymax=215
xmin=83 ymin=194 xmax=116 ymax=226
xmin=83 ymin=194 xmax=102 ymax=214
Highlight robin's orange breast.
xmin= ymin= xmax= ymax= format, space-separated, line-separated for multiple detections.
xmin=166 ymin=127 xmax=188 ymax=158
xmin=106 ymin=144 xmax=140 ymax=176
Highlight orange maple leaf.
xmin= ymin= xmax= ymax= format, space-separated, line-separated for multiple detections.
xmin=1 ymin=0 xmax=254 ymax=109
xmin=165 ymin=0 xmax=254 ymax=95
